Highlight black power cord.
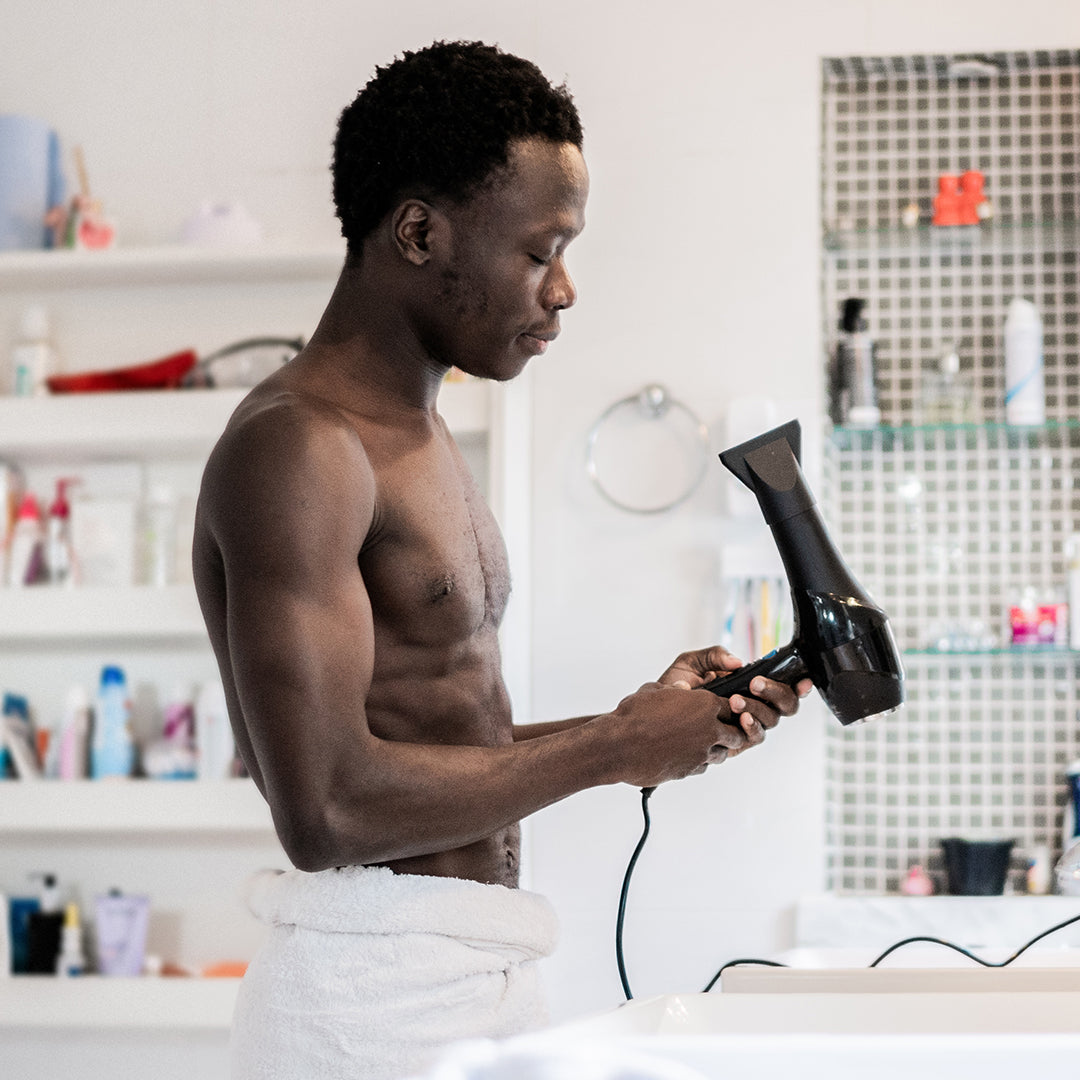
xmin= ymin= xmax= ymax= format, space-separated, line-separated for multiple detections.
xmin=615 ymin=786 xmax=654 ymax=1000
xmin=615 ymin=787 xmax=1080 ymax=999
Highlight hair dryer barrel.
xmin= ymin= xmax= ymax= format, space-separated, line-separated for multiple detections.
xmin=706 ymin=419 xmax=904 ymax=726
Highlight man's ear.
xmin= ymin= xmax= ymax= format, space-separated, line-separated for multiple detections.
xmin=392 ymin=199 xmax=441 ymax=266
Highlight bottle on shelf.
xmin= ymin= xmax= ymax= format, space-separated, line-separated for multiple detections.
xmin=7 ymin=492 xmax=46 ymax=586
xmin=55 ymin=901 xmax=87 ymax=976
xmin=57 ymin=684 xmax=92 ymax=780
xmin=196 ymin=680 xmax=235 ymax=780
xmin=10 ymin=305 xmax=57 ymax=397
xmin=1068 ymin=533 xmax=1080 ymax=651
xmin=920 ymin=342 xmax=975 ymax=424
xmin=91 ymin=665 xmax=135 ymax=779
xmin=46 ymin=478 xmax=77 ymax=586
xmin=1003 ymin=297 xmax=1045 ymax=425
xmin=25 ymin=873 xmax=63 ymax=974
xmin=140 ymin=482 xmax=177 ymax=587
xmin=829 ymin=297 xmax=880 ymax=427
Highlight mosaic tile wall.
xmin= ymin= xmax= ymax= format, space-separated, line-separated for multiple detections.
xmin=821 ymin=48 xmax=1079 ymax=426
xmin=820 ymin=50 xmax=1080 ymax=894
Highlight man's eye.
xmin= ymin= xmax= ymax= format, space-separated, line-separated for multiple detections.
xmin=528 ymin=253 xmax=550 ymax=267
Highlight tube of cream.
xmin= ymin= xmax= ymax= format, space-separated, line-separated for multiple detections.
xmin=94 ymin=890 xmax=150 ymax=976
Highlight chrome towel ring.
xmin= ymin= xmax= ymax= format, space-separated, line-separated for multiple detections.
xmin=585 ymin=384 xmax=711 ymax=514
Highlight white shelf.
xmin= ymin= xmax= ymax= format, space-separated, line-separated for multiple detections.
xmin=0 ymin=379 xmax=491 ymax=464
xmin=0 ymin=778 xmax=274 ymax=835
xmin=0 ymin=242 xmax=345 ymax=289
xmin=0 ymin=975 xmax=240 ymax=1029
xmin=0 ymin=584 xmax=206 ymax=641
xmin=0 ymin=387 xmax=248 ymax=461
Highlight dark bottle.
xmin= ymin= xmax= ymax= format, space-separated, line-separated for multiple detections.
xmin=829 ymin=297 xmax=880 ymax=427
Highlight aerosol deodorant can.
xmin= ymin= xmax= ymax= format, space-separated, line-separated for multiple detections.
xmin=1004 ymin=297 xmax=1045 ymax=425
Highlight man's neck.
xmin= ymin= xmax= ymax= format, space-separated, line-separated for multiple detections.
xmin=302 ymin=261 xmax=450 ymax=418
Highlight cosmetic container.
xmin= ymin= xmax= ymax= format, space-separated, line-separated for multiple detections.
xmin=57 ymin=685 xmax=91 ymax=780
xmin=25 ymin=873 xmax=63 ymax=973
xmin=0 ymin=893 xmax=9 ymax=976
xmin=46 ymin=478 xmax=75 ymax=585
xmin=95 ymin=890 xmax=150 ymax=976
xmin=829 ymin=297 xmax=880 ymax=427
xmin=7 ymin=491 xmax=46 ymax=586
xmin=920 ymin=342 xmax=974 ymax=424
xmin=55 ymin=901 xmax=86 ymax=976
xmin=1067 ymin=533 xmax=1080 ymax=650
xmin=196 ymin=680 xmax=235 ymax=780
xmin=1003 ymin=297 xmax=1045 ymax=425
xmin=11 ymin=305 xmax=56 ymax=397
xmin=91 ymin=665 xmax=135 ymax=779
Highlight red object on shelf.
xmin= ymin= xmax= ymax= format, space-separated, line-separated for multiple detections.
xmin=45 ymin=348 xmax=197 ymax=393
xmin=932 ymin=174 xmax=963 ymax=225
xmin=959 ymin=170 xmax=986 ymax=224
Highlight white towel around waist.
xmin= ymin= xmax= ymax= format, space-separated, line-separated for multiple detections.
xmin=231 ymin=866 xmax=559 ymax=1080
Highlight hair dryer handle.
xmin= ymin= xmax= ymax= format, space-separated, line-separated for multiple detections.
xmin=700 ymin=643 xmax=808 ymax=724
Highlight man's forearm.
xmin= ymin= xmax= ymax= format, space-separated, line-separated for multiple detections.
xmin=511 ymin=716 xmax=595 ymax=740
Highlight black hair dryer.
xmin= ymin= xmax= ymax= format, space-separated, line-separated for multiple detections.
xmin=702 ymin=419 xmax=904 ymax=725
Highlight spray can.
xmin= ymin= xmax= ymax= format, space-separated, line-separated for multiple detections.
xmin=1003 ymin=297 xmax=1045 ymax=425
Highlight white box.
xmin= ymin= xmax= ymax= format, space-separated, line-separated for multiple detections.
xmin=71 ymin=496 xmax=137 ymax=586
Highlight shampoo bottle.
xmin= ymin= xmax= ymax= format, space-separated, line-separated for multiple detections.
xmin=1004 ymin=297 xmax=1045 ymax=425
xmin=91 ymin=665 xmax=135 ymax=779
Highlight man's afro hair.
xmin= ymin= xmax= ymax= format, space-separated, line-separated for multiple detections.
xmin=333 ymin=40 xmax=583 ymax=253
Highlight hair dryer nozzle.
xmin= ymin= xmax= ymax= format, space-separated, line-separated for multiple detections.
xmin=708 ymin=419 xmax=905 ymax=726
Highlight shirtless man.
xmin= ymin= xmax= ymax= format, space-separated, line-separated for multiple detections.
xmin=193 ymin=40 xmax=808 ymax=1079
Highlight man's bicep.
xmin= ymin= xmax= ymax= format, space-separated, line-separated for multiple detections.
xmin=205 ymin=416 xmax=379 ymax=796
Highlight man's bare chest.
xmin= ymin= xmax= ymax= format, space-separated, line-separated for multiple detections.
xmin=359 ymin=441 xmax=510 ymax=645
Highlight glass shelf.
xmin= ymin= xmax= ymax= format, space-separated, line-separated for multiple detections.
xmin=823 ymin=218 xmax=1079 ymax=257
xmin=829 ymin=418 xmax=1080 ymax=452
xmin=904 ymin=646 xmax=1079 ymax=658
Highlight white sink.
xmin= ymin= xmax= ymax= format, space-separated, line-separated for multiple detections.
xmin=554 ymin=987 xmax=1080 ymax=1036
xmin=485 ymin=991 xmax=1080 ymax=1080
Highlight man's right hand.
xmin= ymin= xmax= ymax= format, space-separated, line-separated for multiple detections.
xmin=601 ymin=681 xmax=754 ymax=789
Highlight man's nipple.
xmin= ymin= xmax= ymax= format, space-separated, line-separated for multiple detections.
xmin=429 ymin=574 xmax=456 ymax=603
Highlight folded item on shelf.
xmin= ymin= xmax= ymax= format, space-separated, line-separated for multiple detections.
xmin=45 ymin=349 xmax=197 ymax=393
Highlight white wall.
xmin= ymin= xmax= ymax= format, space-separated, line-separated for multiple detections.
xmin=4 ymin=0 xmax=1079 ymax=1040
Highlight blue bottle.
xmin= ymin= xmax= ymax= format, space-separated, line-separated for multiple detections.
xmin=91 ymin=666 xmax=135 ymax=779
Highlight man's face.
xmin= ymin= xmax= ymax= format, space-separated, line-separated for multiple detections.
xmin=431 ymin=138 xmax=589 ymax=381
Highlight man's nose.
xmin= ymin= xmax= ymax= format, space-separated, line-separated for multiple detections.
xmin=545 ymin=259 xmax=577 ymax=311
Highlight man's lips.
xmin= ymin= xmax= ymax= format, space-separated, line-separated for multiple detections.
xmin=521 ymin=329 xmax=558 ymax=354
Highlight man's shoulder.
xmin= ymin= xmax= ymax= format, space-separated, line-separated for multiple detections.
xmin=206 ymin=381 xmax=375 ymax=494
